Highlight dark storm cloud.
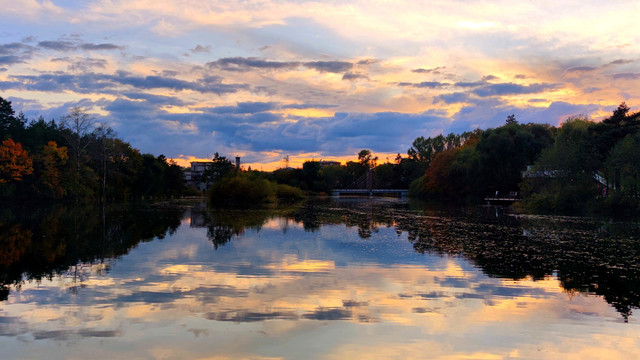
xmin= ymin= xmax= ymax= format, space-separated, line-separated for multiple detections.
xmin=472 ymin=83 xmax=558 ymax=97
xmin=398 ymin=81 xmax=449 ymax=88
xmin=342 ymin=72 xmax=369 ymax=81
xmin=206 ymin=57 xmax=353 ymax=73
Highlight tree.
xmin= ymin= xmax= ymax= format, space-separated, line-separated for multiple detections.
xmin=202 ymin=153 xmax=235 ymax=188
xmin=606 ymin=102 xmax=631 ymax=125
xmin=91 ymin=124 xmax=116 ymax=202
xmin=0 ymin=139 xmax=33 ymax=183
xmin=60 ymin=107 xmax=96 ymax=201
xmin=506 ymin=114 xmax=517 ymax=124
xmin=0 ymin=97 xmax=16 ymax=133
xmin=34 ymin=141 xmax=68 ymax=198
xmin=0 ymin=97 xmax=26 ymax=141
xmin=358 ymin=149 xmax=378 ymax=169
xmin=521 ymin=118 xmax=599 ymax=214
xmin=605 ymin=133 xmax=640 ymax=198
xmin=61 ymin=106 xmax=95 ymax=177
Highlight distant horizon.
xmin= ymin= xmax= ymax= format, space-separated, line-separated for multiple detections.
xmin=1 ymin=1 xmax=638 ymax=170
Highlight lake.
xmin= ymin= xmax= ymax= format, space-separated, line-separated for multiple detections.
xmin=1 ymin=198 xmax=640 ymax=359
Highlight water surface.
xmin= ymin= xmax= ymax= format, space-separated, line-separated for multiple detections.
xmin=1 ymin=199 xmax=640 ymax=359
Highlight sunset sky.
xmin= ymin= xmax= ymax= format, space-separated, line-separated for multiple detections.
xmin=1 ymin=0 xmax=639 ymax=169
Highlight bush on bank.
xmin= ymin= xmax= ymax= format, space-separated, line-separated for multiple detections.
xmin=208 ymin=172 xmax=305 ymax=207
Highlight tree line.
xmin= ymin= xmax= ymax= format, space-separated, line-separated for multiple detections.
xmin=0 ymin=97 xmax=186 ymax=202
xmin=262 ymin=102 xmax=640 ymax=216
xmin=3 ymin=93 xmax=639 ymax=215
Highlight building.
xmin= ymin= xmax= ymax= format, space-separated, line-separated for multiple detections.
xmin=184 ymin=157 xmax=241 ymax=191
xmin=184 ymin=161 xmax=212 ymax=191
xmin=319 ymin=160 xmax=341 ymax=167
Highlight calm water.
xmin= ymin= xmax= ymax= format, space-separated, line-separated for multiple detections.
xmin=2 ymin=198 xmax=640 ymax=359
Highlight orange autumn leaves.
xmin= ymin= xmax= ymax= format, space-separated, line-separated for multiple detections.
xmin=0 ymin=138 xmax=33 ymax=183
xmin=0 ymin=139 xmax=68 ymax=199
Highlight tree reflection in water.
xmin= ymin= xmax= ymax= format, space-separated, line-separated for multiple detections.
xmin=2 ymin=198 xmax=640 ymax=321
xmin=0 ymin=202 xmax=183 ymax=301
xmin=193 ymin=199 xmax=640 ymax=321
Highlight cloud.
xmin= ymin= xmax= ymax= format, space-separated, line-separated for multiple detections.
xmin=121 ymin=92 xmax=185 ymax=105
xmin=190 ymin=44 xmax=211 ymax=53
xmin=206 ymin=101 xmax=278 ymax=114
xmin=411 ymin=67 xmax=445 ymax=74
xmin=282 ymin=103 xmax=338 ymax=110
xmin=52 ymin=57 xmax=108 ymax=72
xmin=80 ymin=43 xmax=122 ymax=51
xmin=454 ymin=80 xmax=486 ymax=88
xmin=612 ymin=73 xmax=640 ymax=80
xmin=451 ymin=101 xmax=602 ymax=131
xmin=565 ymin=66 xmax=597 ymax=73
xmin=4 ymin=72 xmax=249 ymax=94
xmin=356 ymin=59 xmax=379 ymax=65
xmin=37 ymin=40 xmax=76 ymax=51
xmin=207 ymin=57 xmax=299 ymax=72
xmin=37 ymin=40 xmax=122 ymax=52
xmin=0 ymin=42 xmax=34 ymax=55
xmin=205 ymin=310 xmax=298 ymax=322
xmin=435 ymin=92 xmax=470 ymax=104
xmin=342 ymin=72 xmax=369 ymax=81
xmin=398 ymin=81 xmax=449 ymax=88
xmin=472 ymin=83 xmax=558 ymax=97
xmin=304 ymin=61 xmax=352 ymax=73
xmin=0 ymin=56 xmax=23 ymax=65
xmin=206 ymin=57 xmax=353 ymax=73
xmin=607 ymin=59 xmax=634 ymax=66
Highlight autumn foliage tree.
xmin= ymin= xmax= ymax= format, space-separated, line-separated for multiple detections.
xmin=0 ymin=138 xmax=33 ymax=183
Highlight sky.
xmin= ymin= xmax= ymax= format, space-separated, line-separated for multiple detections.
xmin=1 ymin=0 xmax=639 ymax=170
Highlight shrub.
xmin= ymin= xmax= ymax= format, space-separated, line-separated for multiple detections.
xmin=276 ymin=183 xmax=305 ymax=203
xmin=208 ymin=173 xmax=276 ymax=207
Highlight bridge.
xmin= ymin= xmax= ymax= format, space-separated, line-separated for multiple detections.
xmin=332 ymin=169 xmax=409 ymax=198
xmin=483 ymin=191 xmax=520 ymax=205
xmin=332 ymin=188 xmax=408 ymax=197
